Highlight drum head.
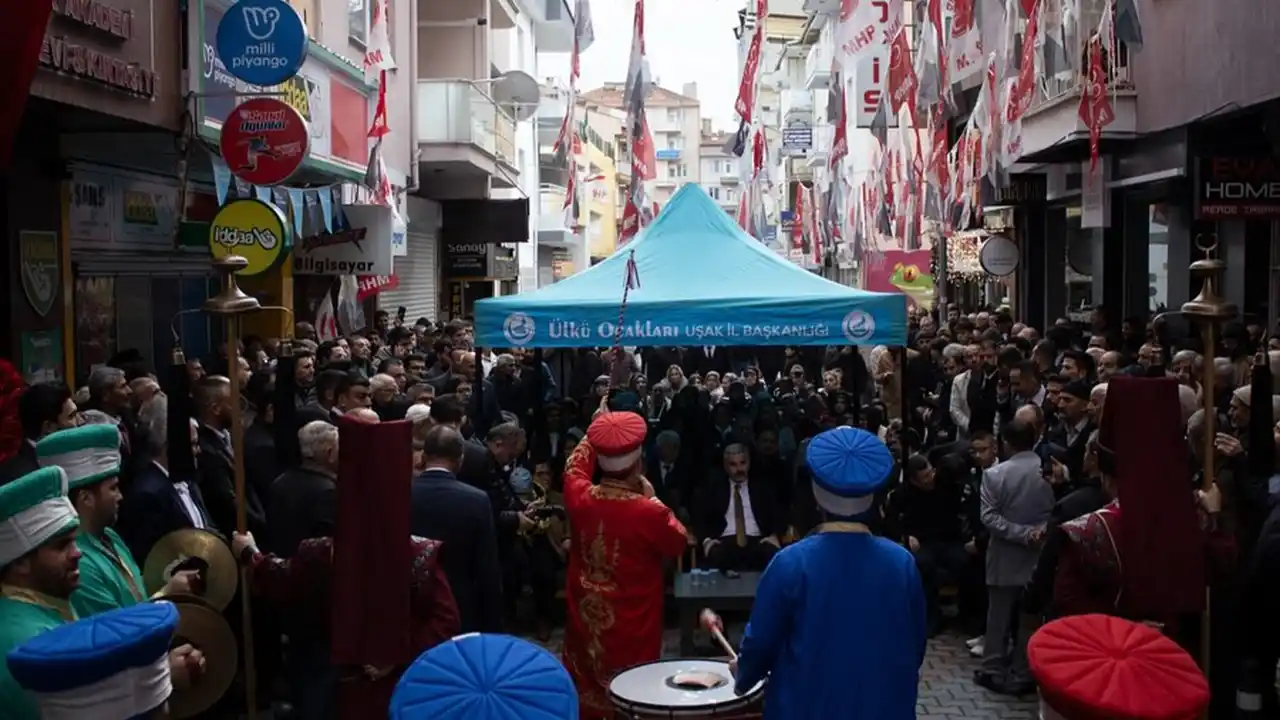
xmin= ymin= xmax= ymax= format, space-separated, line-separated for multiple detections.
xmin=609 ymin=659 xmax=764 ymax=716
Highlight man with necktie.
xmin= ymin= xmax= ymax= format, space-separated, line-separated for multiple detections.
xmin=697 ymin=443 xmax=781 ymax=572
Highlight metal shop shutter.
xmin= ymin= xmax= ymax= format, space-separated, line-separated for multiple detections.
xmin=379 ymin=232 xmax=438 ymax=324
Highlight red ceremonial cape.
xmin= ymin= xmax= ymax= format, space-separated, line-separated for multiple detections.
xmin=1102 ymin=376 xmax=1206 ymax=616
xmin=331 ymin=417 xmax=413 ymax=666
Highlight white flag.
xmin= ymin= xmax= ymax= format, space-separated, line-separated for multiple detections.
xmin=364 ymin=0 xmax=397 ymax=79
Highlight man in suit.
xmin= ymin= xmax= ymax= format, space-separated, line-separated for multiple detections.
xmin=194 ymin=376 xmax=267 ymax=539
xmin=0 ymin=383 xmax=78 ymax=485
xmin=1046 ymin=380 xmax=1096 ymax=495
xmin=646 ymin=430 xmax=688 ymax=514
xmin=698 ymin=444 xmax=782 ymax=572
xmin=265 ymin=421 xmax=337 ymax=557
xmin=410 ymin=425 xmax=504 ymax=633
xmin=976 ymin=419 xmax=1055 ymax=695
xmin=118 ymin=394 xmax=212 ymax=564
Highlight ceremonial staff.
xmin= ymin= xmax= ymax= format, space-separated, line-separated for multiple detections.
xmin=1180 ymin=233 xmax=1235 ymax=685
xmin=169 ymin=255 xmax=294 ymax=719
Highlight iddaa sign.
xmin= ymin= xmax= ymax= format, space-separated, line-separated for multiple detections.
xmin=208 ymin=198 xmax=289 ymax=276
xmin=215 ymin=0 xmax=307 ymax=86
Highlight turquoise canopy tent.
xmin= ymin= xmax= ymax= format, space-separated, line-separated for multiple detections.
xmin=474 ymin=184 xmax=908 ymax=349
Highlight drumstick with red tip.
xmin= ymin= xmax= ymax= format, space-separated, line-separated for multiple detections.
xmin=699 ymin=609 xmax=737 ymax=660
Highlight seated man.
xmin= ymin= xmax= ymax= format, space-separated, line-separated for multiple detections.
xmin=883 ymin=453 xmax=971 ymax=636
xmin=698 ymin=444 xmax=781 ymax=572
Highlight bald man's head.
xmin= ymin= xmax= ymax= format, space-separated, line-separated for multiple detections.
xmin=346 ymin=407 xmax=380 ymax=424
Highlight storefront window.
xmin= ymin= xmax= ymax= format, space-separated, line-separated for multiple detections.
xmin=75 ymin=277 xmax=117 ymax=382
xmin=1064 ymin=206 xmax=1100 ymax=323
xmin=1148 ymin=203 xmax=1170 ymax=312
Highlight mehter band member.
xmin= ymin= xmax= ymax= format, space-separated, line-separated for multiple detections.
xmin=729 ymin=426 xmax=926 ymax=719
xmin=6 ymin=602 xmax=184 ymax=720
xmin=562 ymin=408 xmax=688 ymax=718
xmin=1028 ymin=613 xmax=1209 ymax=720
xmin=390 ymin=633 xmax=577 ymax=719
xmin=36 ymin=425 xmax=196 ymax=617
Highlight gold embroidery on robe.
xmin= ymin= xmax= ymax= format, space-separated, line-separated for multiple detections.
xmin=576 ymin=521 xmax=619 ymax=675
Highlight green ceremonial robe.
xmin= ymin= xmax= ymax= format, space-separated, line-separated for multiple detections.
xmin=70 ymin=527 xmax=146 ymax=618
xmin=0 ymin=592 xmax=75 ymax=720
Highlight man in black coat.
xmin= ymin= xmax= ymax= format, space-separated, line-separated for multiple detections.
xmin=696 ymin=444 xmax=782 ymax=572
xmin=194 ymin=376 xmax=267 ymax=538
xmin=265 ymin=420 xmax=337 ymax=557
xmin=410 ymin=425 xmax=504 ymax=633
xmin=117 ymin=394 xmax=213 ymax=564
xmin=0 ymin=382 xmax=78 ymax=485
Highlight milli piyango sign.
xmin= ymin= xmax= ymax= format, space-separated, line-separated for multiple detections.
xmin=1196 ymin=156 xmax=1280 ymax=219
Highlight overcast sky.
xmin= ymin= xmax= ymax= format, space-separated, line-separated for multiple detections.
xmin=538 ymin=0 xmax=743 ymax=131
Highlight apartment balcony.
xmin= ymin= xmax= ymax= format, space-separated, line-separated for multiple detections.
xmin=1015 ymin=39 xmax=1138 ymax=163
xmin=782 ymin=89 xmax=814 ymax=124
xmin=533 ymin=0 xmax=577 ymax=53
xmin=538 ymin=184 xmax=578 ymax=247
xmin=417 ymin=79 xmax=519 ymax=189
xmin=805 ymin=123 xmax=834 ymax=168
xmin=721 ymin=173 xmax=740 ymax=185
xmin=805 ymin=31 xmax=833 ymax=91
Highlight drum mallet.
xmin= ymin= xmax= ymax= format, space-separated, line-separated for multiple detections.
xmin=699 ymin=609 xmax=738 ymax=660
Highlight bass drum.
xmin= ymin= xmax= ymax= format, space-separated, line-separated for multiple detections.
xmin=609 ymin=659 xmax=764 ymax=719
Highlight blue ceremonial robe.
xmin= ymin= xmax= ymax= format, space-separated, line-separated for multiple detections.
xmin=734 ymin=525 xmax=926 ymax=719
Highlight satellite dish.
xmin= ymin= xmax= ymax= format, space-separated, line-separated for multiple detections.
xmin=493 ymin=70 xmax=542 ymax=122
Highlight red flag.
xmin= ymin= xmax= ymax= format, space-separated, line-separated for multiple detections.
xmin=887 ymin=30 xmax=918 ymax=118
xmin=1009 ymin=0 xmax=1041 ymax=123
xmin=367 ymin=71 xmax=390 ymax=139
xmin=1078 ymin=36 xmax=1114 ymax=173
xmin=791 ymin=183 xmax=805 ymax=251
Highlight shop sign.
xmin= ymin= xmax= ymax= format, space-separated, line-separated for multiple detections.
xmin=781 ymin=123 xmax=813 ymax=154
xmin=200 ymin=2 xmax=365 ymax=171
xmin=40 ymin=0 xmax=158 ymax=98
xmin=208 ymin=198 xmax=289 ymax=275
xmin=443 ymin=243 xmax=489 ymax=278
xmin=1196 ymin=156 xmax=1280 ymax=219
xmin=68 ymin=171 xmax=115 ymax=244
xmin=293 ymin=204 xmax=394 ymax=275
xmin=979 ymin=234 xmax=1019 ymax=277
xmin=214 ymin=0 xmax=307 ymax=86
xmin=19 ymin=231 xmax=60 ymax=318
xmin=220 ymin=97 xmax=309 ymax=185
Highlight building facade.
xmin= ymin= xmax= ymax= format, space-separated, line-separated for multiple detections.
xmin=580 ymin=82 xmax=703 ymax=207
xmin=973 ymin=0 xmax=1280 ymax=333
xmin=700 ymin=123 xmax=741 ymax=216
xmin=535 ymin=84 xmax=620 ymax=282
xmin=5 ymin=0 xmax=189 ymax=383
xmin=415 ymin=0 xmax=576 ymax=317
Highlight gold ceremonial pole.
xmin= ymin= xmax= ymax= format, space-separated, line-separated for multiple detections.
xmin=199 ymin=256 xmax=293 ymax=719
xmin=1180 ymin=234 xmax=1235 ymax=693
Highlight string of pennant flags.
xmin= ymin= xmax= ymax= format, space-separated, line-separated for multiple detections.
xmin=209 ymin=154 xmax=355 ymax=239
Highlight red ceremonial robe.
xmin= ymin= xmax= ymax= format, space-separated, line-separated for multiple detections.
xmin=247 ymin=536 xmax=460 ymax=717
xmin=1054 ymin=500 xmax=1237 ymax=623
xmin=561 ymin=440 xmax=688 ymax=719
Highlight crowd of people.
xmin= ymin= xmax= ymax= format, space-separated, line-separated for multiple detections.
xmin=0 ymin=301 xmax=1272 ymax=718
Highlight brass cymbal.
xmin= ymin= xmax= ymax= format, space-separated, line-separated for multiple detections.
xmin=157 ymin=595 xmax=239 ymax=719
xmin=143 ymin=529 xmax=238 ymax=612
